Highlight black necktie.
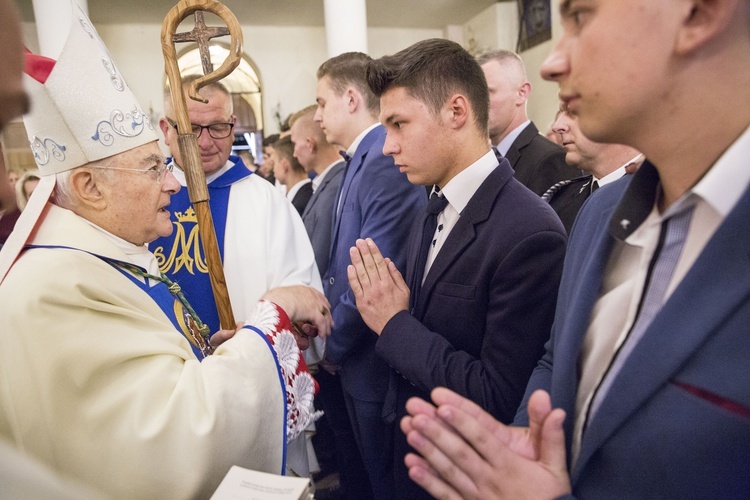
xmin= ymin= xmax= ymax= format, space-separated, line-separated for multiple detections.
xmin=591 ymin=180 xmax=600 ymax=193
xmin=335 ymin=151 xmax=352 ymax=215
xmin=411 ymin=190 xmax=448 ymax=309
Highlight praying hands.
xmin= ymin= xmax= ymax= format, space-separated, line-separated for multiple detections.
xmin=401 ymin=387 xmax=572 ymax=499
xmin=347 ymin=238 xmax=410 ymax=335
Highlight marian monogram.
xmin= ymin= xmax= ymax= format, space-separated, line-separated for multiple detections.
xmin=153 ymin=207 xmax=209 ymax=275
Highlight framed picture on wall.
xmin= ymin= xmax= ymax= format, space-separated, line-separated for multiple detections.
xmin=517 ymin=0 xmax=552 ymax=52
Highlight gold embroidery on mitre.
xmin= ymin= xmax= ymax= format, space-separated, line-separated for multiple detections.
xmin=153 ymin=207 xmax=208 ymax=275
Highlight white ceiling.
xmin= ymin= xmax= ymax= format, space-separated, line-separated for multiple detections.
xmin=17 ymin=0 xmax=501 ymax=29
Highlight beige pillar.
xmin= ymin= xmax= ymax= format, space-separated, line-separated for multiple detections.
xmin=323 ymin=0 xmax=368 ymax=57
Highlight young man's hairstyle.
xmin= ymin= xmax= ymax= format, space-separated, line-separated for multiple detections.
xmin=262 ymin=133 xmax=280 ymax=148
xmin=317 ymin=52 xmax=380 ymax=114
xmin=289 ymin=104 xmax=317 ymax=128
xmin=272 ymin=135 xmax=305 ymax=174
xmin=366 ymin=38 xmax=489 ymax=135
xmin=475 ymin=49 xmax=528 ymax=81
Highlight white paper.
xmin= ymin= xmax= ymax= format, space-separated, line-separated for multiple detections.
xmin=210 ymin=466 xmax=311 ymax=500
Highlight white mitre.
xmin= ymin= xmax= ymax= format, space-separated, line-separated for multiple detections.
xmin=0 ymin=0 xmax=158 ymax=283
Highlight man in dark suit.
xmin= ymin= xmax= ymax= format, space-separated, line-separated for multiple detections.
xmin=270 ymin=136 xmax=312 ymax=215
xmin=314 ymin=51 xmax=426 ymax=500
xmin=398 ymin=0 xmax=750 ymax=498
xmin=347 ymin=38 xmax=567 ymax=499
xmin=543 ymin=103 xmax=641 ymax=233
xmin=477 ymin=50 xmax=580 ymax=195
xmin=290 ymin=104 xmax=371 ymax=499
xmin=290 ymin=105 xmax=346 ymax=275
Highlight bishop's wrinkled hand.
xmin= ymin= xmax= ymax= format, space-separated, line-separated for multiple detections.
xmin=261 ymin=285 xmax=334 ymax=338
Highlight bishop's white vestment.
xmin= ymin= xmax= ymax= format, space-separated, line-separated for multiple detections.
xmin=0 ymin=204 xmax=297 ymax=499
xmin=149 ymin=156 xmax=323 ymax=477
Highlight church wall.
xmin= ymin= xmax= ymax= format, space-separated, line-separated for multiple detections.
xmin=19 ymin=1 xmax=562 ymax=140
xmin=21 ymin=21 xmax=439 ymax=138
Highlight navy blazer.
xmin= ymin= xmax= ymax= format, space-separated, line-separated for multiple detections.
xmin=290 ymin=181 xmax=313 ymax=216
xmin=378 ymin=158 xmax=567 ymax=498
xmin=517 ymin=164 xmax=750 ymax=498
xmin=505 ymin=122 xmax=581 ymax=196
xmin=301 ymin=161 xmax=345 ymax=276
xmin=324 ymin=125 xmax=427 ymax=402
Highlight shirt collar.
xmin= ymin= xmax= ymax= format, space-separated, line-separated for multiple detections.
xmin=496 ymin=120 xmax=531 ymax=155
xmin=83 ymin=219 xmax=160 ymax=275
xmin=312 ymin=159 xmax=342 ymax=191
xmin=691 ymin=124 xmax=750 ymax=217
xmin=595 ymin=154 xmax=642 ymax=187
xmin=286 ymin=178 xmax=311 ymax=200
xmin=609 ymin=124 xmax=750 ymax=240
xmin=440 ymin=149 xmax=498 ymax=214
xmin=346 ymin=122 xmax=380 ymax=157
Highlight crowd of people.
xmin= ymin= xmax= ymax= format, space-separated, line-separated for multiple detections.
xmin=1 ymin=0 xmax=749 ymax=498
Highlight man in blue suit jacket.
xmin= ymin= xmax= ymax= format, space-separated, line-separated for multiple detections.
xmin=290 ymin=105 xmax=372 ymax=499
xmin=314 ymin=52 xmax=426 ymax=500
xmin=348 ymin=39 xmax=567 ymax=498
xmin=396 ymin=0 xmax=750 ymax=498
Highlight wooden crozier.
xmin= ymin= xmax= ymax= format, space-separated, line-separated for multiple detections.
xmin=161 ymin=0 xmax=243 ymax=330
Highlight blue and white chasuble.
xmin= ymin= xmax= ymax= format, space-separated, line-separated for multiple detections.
xmin=151 ymin=155 xmax=252 ymax=357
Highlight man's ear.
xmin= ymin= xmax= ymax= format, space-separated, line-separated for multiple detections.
xmin=158 ymin=117 xmax=172 ymax=145
xmin=307 ymin=137 xmax=317 ymax=154
xmin=675 ymin=0 xmax=737 ymax=55
xmin=346 ymin=88 xmax=359 ymax=113
xmin=516 ymin=82 xmax=532 ymax=105
xmin=71 ymin=168 xmax=107 ymax=210
xmin=443 ymin=94 xmax=470 ymax=130
xmin=279 ymin=157 xmax=291 ymax=174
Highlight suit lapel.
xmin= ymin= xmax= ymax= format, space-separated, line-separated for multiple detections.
xmin=552 ymin=200 xmax=618 ymax=447
xmin=330 ymin=128 xmax=380 ymax=262
xmin=574 ymin=187 xmax=750 ymax=479
xmin=503 ymin=122 xmax=538 ymax=168
xmin=302 ymin=161 xmax=344 ymax=218
xmin=416 ymin=164 xmax=510 ymax=317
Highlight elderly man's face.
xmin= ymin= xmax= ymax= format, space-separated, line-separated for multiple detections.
xmin=96 ymin=142 xmax=181 ymax=246
xmin=0 ymin=0 xmax=28 ymax=132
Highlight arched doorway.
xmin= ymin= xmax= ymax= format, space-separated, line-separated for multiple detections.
xmin=169 ymin=42 xmax=264 ymax=166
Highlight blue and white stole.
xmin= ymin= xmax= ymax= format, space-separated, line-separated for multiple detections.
xmin=150 ymin=156 xmax=252 ymax=355
xmin=24 ymin=245 xmax=207 ymax=360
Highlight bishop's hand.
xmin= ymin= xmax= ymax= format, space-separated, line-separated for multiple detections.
xmin=261 ymin=285 xmax=334 ymax=339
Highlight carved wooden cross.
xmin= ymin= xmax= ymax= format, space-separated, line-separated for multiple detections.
xmin=172 ymin=11 xmax=229 ymax=74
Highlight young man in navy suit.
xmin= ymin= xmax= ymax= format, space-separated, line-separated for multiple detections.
xmin=289 ymin=104 xmax=371 ymax=499
xmin=314 ymin=51 xmax=427 ymax=500
xmin=347 ymin=38 xmax=567 ymax=499
xmin=399 ymin=0 xmax=750 ymax=498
